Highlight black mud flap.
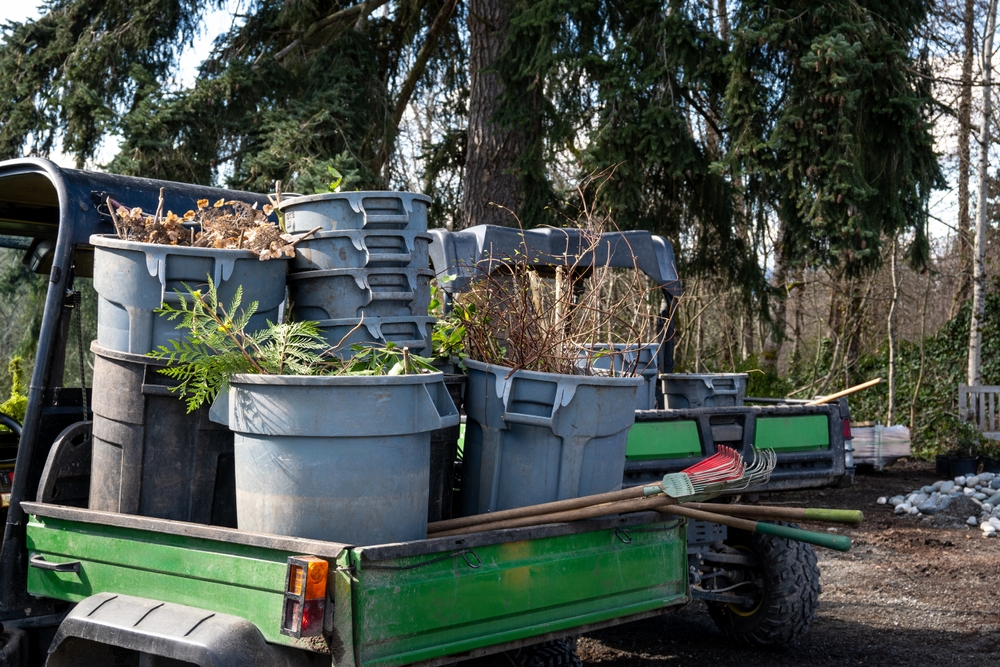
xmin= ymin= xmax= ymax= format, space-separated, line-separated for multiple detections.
xmin=46 ymin=593 xmax=324 ymax=667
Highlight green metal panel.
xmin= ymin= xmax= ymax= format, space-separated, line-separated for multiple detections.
xmin=754 ymin=414 xmax=830 ymax=452
xmin=25 ymin=514 xmax=326 ymax=652
xmin=350 ymin=522 xmax=687 ymax=667
xmin=626 ymin=421 xmax=702 ymax=460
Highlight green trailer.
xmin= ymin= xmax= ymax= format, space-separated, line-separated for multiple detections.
xmin=24 ymin=502 xmax=687 ymax=666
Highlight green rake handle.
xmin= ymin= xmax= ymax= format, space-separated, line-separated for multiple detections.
xmin=656 ymin=505 xmax=853 ymax=552
xmin=755 ymin=522 xmax=853 ymax=552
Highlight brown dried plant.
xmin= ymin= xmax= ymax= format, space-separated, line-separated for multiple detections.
xmin=458 ymin=183 xmax=669 ymax=377
xmin=108 ymin=189 xmax=316 ymax=261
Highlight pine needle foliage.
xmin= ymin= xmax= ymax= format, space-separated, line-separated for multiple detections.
xmin=149 ymin=277 xmax=434 ymax=412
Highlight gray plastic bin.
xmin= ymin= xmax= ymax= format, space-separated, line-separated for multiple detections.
xmin=225 ymin=373 xmax=459 ymax=544
xmin=576 ymin=343 xmax=659 ymax=410
xmin=429 ymin=375 xmax=466 ymax=522
xmin=459 ymin=359 xmax=642 ymax=515
xmin=88 ymin=343 xmax=236 ymax=527
xmin=288 ymin=267 xmax=434 ymax=319
xmin=313 ymin=316 xmax=435 ymax=357
xmin=91 ymin=235 xmax=288 ymax=355
xmin=661 ymin=373 xmax=748 ymax=409
xmin=292 ymin=229 xmax=432 ymax=271
xmin=278 ymin=192 xmax=431 ymax=233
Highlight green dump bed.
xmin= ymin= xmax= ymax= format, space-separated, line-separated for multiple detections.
xmin=623 ymin=403 xmax=850 ymax=492
xmin=23 ymin=502 xmax=687 ymax=667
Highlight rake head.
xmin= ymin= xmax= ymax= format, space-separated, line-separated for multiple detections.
xmin=659 ymin=447 xmax=776 ymax=501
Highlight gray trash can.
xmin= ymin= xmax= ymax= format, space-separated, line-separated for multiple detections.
xmin=89 ymin=343 xmax=236 ymax=527
xmin=278 ymin=192 xmax=431 ymax=233
xmin=91 ymin=235 xmax=288 ymax=355
xmin=224 ymin=373 xmax=459 ymax=544
xmin=292 ymin=229 xmax=432 ymax=270
xmin=660 ymin=373 xmax=748 ymax=408
xmin=459 ymin=359 xmax=642 ymax=515
xmin=313 ymin=316 xmax=435 ymax=357
xmin=288 ymin=267 xmax=434 ymax=319
xmin=576 ymin=343 xmax=659 ymax=410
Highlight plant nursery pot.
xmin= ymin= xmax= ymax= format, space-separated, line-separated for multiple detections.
xmin=90 ymin=234 xmax=288 ymax=355
xmin=981 ymin=457 xmax=1000 ymax=474
xmin=223 ymin=372 xmax=459 ymax=545
xmin=948 ymin=456 xmax=980 ymax=478
xmin=459 ymin=359 xmax=643 ymax=515
xmin=935 ymin=454 xmax=950 ymax=478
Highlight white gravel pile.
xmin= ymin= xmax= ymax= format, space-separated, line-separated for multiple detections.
xmin=877 ymin=472 xmax=1000 ymax=537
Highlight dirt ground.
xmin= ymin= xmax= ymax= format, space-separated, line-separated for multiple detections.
xmin=578 ymin=460 xmax=1000 ymax=666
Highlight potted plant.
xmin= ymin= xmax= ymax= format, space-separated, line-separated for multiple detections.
xmin=941 ymin=417 xmax=989 ymax=477
xmin=150 ymin=279 xmax=458 ymax=545
xmin=451 ymin=224 xmax=655 ymax=515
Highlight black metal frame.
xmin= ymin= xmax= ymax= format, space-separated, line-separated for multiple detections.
xmin=0 ymin=158 xmax=273 ymax=616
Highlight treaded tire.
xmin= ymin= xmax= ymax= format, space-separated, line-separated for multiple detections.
xmin=512 ymin=640 xmax=582 ymax=667
xmin=706 ymin=523 xmax=821 ymax=647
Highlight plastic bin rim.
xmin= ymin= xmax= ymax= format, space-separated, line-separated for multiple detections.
xmin=286 ymin=266 xmax=435 ymax=282
xmin=276 ymin=191 xmax=432 ymax=210
xmin=91 ymin=340 xmax=170 ymax=367
xmin=659 ymin=372 xmax=749 ymax=379
xmin=292 ymin=229 xmax=432 ymax=240
xmin=229 ymin=371 xmax=445 ymax=386
xmin=464 ymin=358 xmax=645 ymax=386
xmin=314 ymin=315 xmax=438 ymax=326
xmin=90 ymin=233 xmax=264 ymax=259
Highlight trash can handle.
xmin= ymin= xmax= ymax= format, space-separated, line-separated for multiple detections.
xmin=415 ymin=381 xmax=460 ymax=431
xmin=501 ymin=412 xmax=553 ymax=428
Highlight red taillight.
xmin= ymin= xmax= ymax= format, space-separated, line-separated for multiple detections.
xmin=843 ymin=419 xmax=852 ymax=440
xmin=281 ymin=556 xmax=328 ymax=638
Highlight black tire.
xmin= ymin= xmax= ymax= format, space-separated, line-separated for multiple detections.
xmin=512 ymin=640 xmax=582 ymax=667
xmin=706 ymin=524 xmax=821 ymax=647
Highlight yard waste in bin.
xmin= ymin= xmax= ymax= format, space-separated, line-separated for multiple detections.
xmin=576 ymin=343 xmax=660 ymax=410
xmin=91 ymin=235 xmax=288 ymax=355
xmin=278 ymin=191 xmax=431 ymax=233
xmin=661 ymin=373 xmax=748 ymax=409
xmin=224 ymin=372 xmax=459 ymax=544
xmin=88 ymin=342 xmax=237 ymax=527
xmin=459 ymin=359 xmax=642 ymax=515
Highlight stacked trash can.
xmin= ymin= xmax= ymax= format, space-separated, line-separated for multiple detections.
xmin=278 ymin=192 xmax=436 ymax=355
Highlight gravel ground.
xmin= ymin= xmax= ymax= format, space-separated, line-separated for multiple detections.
xmin=578 ymin=460 xmax=1000 ymax=666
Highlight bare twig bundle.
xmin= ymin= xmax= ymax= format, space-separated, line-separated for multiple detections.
xmin=458 ymin=183 xmax=665 ymax=376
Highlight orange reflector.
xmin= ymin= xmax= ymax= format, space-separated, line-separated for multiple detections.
xmin=305 ymin=559 xmax=328 ymax=600
xmin=281 ymin=556 xmax=329 ymax=638
xmin=287 ymin=564 xmax=304 ymax=596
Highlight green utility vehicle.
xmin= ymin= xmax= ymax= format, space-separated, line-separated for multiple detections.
xmin=0 ymin=159 xmax=852 ymax=666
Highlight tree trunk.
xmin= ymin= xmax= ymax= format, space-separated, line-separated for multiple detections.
xmin=887 ymin=237 xmax=899 ymax=425
xmin=460 ymin=0 xmax=524 ymax=229
xmin=969 ymin=0 xmax=997 ymax=387
xmin=910 ymin=268 xmax=932 ymax=431
xmin=951 ymin=0 xmax=977 ymax=318
xmin=790 ymin=266 xmax=804 ymax=374
xmin=762 ymin=241 xmax=789 ymax=373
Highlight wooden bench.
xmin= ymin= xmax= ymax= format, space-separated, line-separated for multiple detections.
xmin=958 ymin=384 xmax=1000 ymax=440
